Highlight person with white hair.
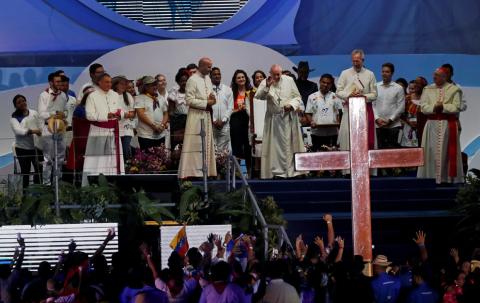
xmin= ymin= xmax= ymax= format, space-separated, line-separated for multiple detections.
xmin=336 ymin=49 xmax=378 ymax=152
xmin=417 ymin=67 xmax=463 ymax=184
xmin=254 ymin=64 xmax=306 ymax=179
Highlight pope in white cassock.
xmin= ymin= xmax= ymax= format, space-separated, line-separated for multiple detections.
xmin=178 ymin=58 xmax=217 ymax=179
xmin=254 ymin=64 xmax=306 ymax=179
xmin=82 ymin=73 xmax=125 ymax=185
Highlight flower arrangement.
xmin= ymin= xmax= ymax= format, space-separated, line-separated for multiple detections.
xmin=215 ymin=148 xmax=231 ymax=177
xmin=126 ymin=144 xmax=173 ymax=174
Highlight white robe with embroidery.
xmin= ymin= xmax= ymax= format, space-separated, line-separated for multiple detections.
xmin=417 ymin=83 xmax=463 ymax=183
xmin=255 ymin=75 xmax=306 ymax=179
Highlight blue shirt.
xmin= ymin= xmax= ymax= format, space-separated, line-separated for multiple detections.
xmin=408 ymin=282 xmax=439 ymax=303
xmin=371 ymin=273 xmax=401 ymax=303
xmin=73 ymin=105 xmax=86 ymax=119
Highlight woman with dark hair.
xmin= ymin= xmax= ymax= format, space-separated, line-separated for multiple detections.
xmin=249 ymin=70 xmax=267 ymax=177
xmin=399 ymin=80 xmax=419 ymax=147
xmin=251 ymin=70 xmax=266 ymax=89
xmin=66 ymin=86 xmax=95 ymax=177
xmin=395 ymin=78 xmax=409 ymax=95
xmin=10 ymin=94 xmax=42 ymax=188
xmin=112 ymin=75 xmax=136 ymax=161
xmin=168 ymin=68 xmax=190 ymax=148
xmin=413 ymin=76 xmax=429 ymax=146
xmin=230 ymin=69 xmax=253 ymax=175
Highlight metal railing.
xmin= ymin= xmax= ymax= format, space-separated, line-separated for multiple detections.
xmin=224 ymin=155 xmax=294 ymax=259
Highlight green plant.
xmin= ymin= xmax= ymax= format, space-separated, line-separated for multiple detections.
xmin=176 ymin=182 xmax=287 ymax=256
xmin=0 ymin=174 xmax=175 ymax=227
xmin=455 ymin=169 xmax=480 ymax=242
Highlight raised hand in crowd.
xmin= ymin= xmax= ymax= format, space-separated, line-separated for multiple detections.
xmin=93 ymin=227 xmax=116 ymax=258
xmin=296 ymin=234 xmax=308 ymax=261
xmin=413 ymin=230 xmax=428 ymax=261
xmin=323 ymin=213 xmax=335 ymax=250
xmin=450 ymin=248 xmax=460 ymax=265
xmin=335 ymin=236 xmax=345 ymax=263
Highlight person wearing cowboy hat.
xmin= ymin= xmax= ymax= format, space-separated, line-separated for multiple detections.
xmin=293 ymin=61 xmax=318 ymax=108
xmin=371 ymin=254 xmax=401 ymax=303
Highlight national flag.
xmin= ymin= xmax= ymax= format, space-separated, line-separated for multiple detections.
xmin=169 ymin=226 xmax=189 ymax=257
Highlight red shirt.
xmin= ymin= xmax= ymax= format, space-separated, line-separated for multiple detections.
xmin=234 ymin=93 xmax=246 ymax=110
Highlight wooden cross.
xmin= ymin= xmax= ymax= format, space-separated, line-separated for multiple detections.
xmin=295 ymin=97 xmax=424 ymax=264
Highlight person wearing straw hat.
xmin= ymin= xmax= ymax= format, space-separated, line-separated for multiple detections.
xmin=135 ymin=75 xmax=169 ymax=150
xmin=371 ymin=254 xmax=401 ymax=303
xmin=38 ymin=71 xmax=69 ymax=185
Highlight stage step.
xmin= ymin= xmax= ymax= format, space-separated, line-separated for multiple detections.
xmin=194 ymin=177 xmax=461 ymax=260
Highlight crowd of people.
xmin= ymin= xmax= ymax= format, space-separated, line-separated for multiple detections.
xmin=10 ymin=49 xmax=466 ymax=187
xmin=1 ymin=215 xmax=479 ymax=303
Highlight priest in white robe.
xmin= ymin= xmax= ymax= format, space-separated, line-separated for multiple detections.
xmin=255 ymin=64 xmax=306 ymax=179
xmin=178 ymin=58 xmax=217 ymax=179
xmin=82 ymin=73 xmax=125 ymax=185
xmin=417 ymin=67 xmax=463 ymax=184
xmin=336 ymin=49 xmax=378 ymax=152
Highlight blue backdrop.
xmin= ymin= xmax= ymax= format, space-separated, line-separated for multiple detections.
xmin=0 ymin=0 xmax=479 ymax=87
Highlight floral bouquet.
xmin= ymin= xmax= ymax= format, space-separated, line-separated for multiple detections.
xmin=126 ymin=144 xmax=172 ymax=174
xmin=215 ymin=148 xmax=231 ymax=177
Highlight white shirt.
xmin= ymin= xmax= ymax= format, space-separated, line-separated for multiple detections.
xmin=168 ymin=87 xmax=189 ymax=115
xmin=453 ymin=82 xmax=467 ymax=112
xmin=10 ymin=109 xmax=42 ymax=150
xmin=305 ymin=91 xmax=342 ymax=136
xmin=135 ymin=94 xmax=168 ymax=139
xmin=117 ymin=92 xmax=136 ymax=137
xmin=77 ymin=82 xmax=98 ymax=101
xmin=65 ymin=95 xmax=78 ymax=127
xmin=85 ymin=89 xmax=123 ymax=122
xmin=373 ymin=81 xmax=405 ymax=128
xmin=212 ymin=83 xmax=234 ymax=123
xmin=336 ymin=67 xmax=378 ymax=102
xmin=38 ymin=88 xmax=69 ymax=135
